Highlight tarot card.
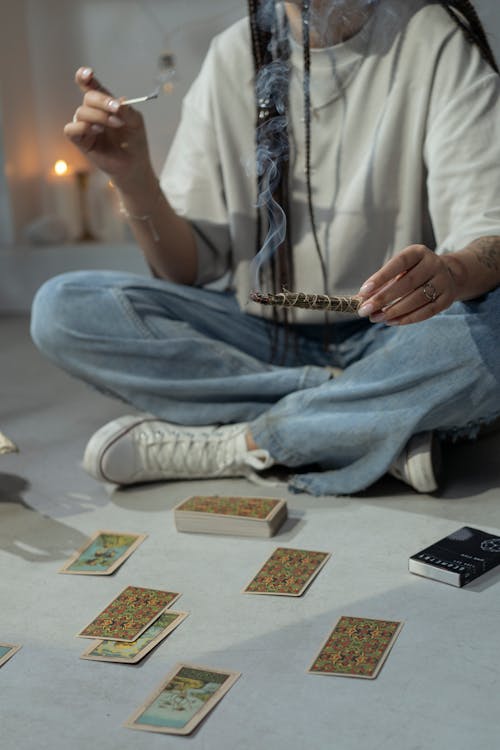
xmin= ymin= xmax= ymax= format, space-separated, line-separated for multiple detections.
xmin=243 ymin=547 xmax=331 ymax=596
xmin=80 ymin=610 xmax=188 ymax=663
xmin=174 ymin=495 xmax=287 ymax=537
xmin=308 ymin=616 xmax=404 ymax=679
xmin=77 ymin=586 xmax=180 ymax=641
xmin=175 ymin=495 xmax=284 ymax=519
xmin=0 ymin=642 xmax=21 ymax=667
xmin=59 ymin=531 xmax=147 ymax=575
xmin=125 ymin=663 xmax=241 ymax=735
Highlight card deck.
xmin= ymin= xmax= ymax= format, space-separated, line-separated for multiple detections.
xmin=243 ymin=547 xmax=331 ymax=596
xmin=174 ymin=495 xmax=287 ymax=537
xmin=59 ymin=531 xmax=147 ymax=575
xmin=80 ymin=610 xmax=188 ymax=663
xmin=409 ymin=526 xmax=500 ymax=587
xmin=77 ymin=586 xmax=180 ymax=641
xmin=125 ymin=663 xmax=241 ymax=735
xmin=0 ymin=642 xmax=22 ymax=667
xmin=308 ymin=616 xmax=404 ymax=679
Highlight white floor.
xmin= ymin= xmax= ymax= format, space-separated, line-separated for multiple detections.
xmin=1 ymin=315 xmax=500 ymax=750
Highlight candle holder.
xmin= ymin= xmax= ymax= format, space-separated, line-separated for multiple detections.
xmin=75 ymin=169 xmax=97 ymax=241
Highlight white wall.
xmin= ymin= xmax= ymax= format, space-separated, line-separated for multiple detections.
xmin=476 ymin=0 xmax=500 ymax=46
xmin=0 ymin=101 xmax=14 ymax=244
xmin=0 ymin=1 xmax=44 ymax=242
xmin=24 ymin=0 xmax=244 ymax=177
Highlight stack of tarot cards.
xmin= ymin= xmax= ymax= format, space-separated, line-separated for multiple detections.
xmin=77 ymin=585 xmax=188 ymax=666
xmin=174 ymin=495 xmax=288 ymax=537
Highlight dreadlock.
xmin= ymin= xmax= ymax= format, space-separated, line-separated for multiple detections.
xmin=302 ymin=0 xmax=328 ymax=295
xmin=249 ymin=0 xmax=293 ymax=298
xmin=247 ymin=0 xmax=498 ymax=325
xmin=442 ymin=1 xmax=499 ymax=73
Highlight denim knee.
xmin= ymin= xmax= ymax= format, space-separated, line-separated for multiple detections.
xmin=30 ymin=271 xmax=94 ymax=361
xmin=31 ymin=273 xmax=65 ymax=357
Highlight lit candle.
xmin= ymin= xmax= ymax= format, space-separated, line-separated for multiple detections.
xmin=48 ymin=160 xmax=80 ymax=240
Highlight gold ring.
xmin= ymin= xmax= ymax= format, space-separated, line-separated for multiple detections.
xmin=422 ymin=281 xmax=438 ymax=302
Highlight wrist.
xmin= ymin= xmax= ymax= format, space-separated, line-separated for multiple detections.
xmin=442 ymin=252 xmax=469 ymax=301
xmin=112 ymin=168 xmax=160 ymax=212
xmin=117 ymin=178 xmax=164 ymax=243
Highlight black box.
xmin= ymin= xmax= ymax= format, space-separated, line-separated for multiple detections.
xmin=409 ymin=526 xmax=500 ymax=587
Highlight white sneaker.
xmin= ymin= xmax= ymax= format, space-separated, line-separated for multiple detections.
xmin=82 ymin=415 xmax=274 ymax=485
xmin=388 ymin=431 xmax=442 ymax=493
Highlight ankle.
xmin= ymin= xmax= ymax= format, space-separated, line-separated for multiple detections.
xmin=245 ymin=431 xmax=258 ymax=451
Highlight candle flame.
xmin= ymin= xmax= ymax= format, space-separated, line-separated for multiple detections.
xmin=54 ymin=159 xmax=69 ymax=176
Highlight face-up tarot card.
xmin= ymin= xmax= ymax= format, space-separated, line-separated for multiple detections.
xmin=80 ymin=610 xmax=188 ymax=663
xmin=59 ymin=531 xmax=147 ymax=575
xmin=243 ymin=547 xmax=331 ymax=596
xmin=308 ymin=616 xmax=404 ymax=679
xmin=125 ymin=663 xmax=241 ymax=735
xmin=0 ymin=643 xmax=22 ymax=667
xmin=77 ymin=586 xmax=180 ymax=641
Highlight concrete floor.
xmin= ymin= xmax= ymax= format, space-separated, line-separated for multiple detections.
xmin=1 ymin=314 xmax=500 ymax=750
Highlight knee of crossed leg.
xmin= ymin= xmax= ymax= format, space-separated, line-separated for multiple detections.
xmin=30 ymin=271 xmax=98 ymax=366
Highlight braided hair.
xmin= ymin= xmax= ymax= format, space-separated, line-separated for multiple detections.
xmin=442 ymin=1 xmax=499 ymax=73
xmin=248 ymin=0 xmax=294 ymax=308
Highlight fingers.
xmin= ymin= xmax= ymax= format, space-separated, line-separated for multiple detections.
xmin=75 ymin=66 xmax=112 ymax=96
xmin=64 ymin=104 xmax=124 ymax=151
xmin=74 ymin=67 xmax=141 ymax=121
xmin=357 ymin=245 xmax=457 ymax=325
xmin=72 ymin=100 xmax=126 ymax=129
xmin=68 ymin=67 xmax=143 ymax=139
xmin=66 ymin=68 xmax=119 ymax=143
xmin=368 ymin=280 xmax=453 ymax=326
xmin=358 ymin=245 xmax=426 ymax=299
xmin=357 ymin=246 xmax=430 ymax=315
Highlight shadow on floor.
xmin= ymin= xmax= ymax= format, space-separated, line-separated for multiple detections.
xmin=0 ymin=472 xmax=88 ymax=563
xmin=355 ymin=431 xmax=500 ymax=501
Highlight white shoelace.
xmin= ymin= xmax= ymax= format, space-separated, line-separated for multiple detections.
xmin=134 ymin=423 xmax=273 ymax=482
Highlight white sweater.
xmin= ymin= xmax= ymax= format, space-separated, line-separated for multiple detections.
xmin=161 ymin=0 xmax=500 ymax=322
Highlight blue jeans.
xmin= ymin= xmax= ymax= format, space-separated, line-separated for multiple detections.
xmin=31 ymin=271 xmax=500 ymax=495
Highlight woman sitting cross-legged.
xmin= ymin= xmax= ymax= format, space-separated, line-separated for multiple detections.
xmin=31 ymin=0 xmax=500 ymax=496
